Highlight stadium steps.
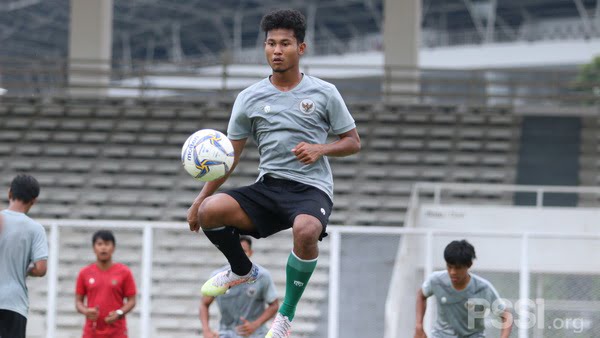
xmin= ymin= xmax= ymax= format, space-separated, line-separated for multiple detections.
xmin=1 ymin=97 xmax=524 ymax=225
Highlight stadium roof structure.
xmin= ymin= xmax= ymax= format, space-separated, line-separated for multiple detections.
xmin=0 ymin=0 xmax=598 ymax=62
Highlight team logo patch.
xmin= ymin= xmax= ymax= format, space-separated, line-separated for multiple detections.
xmin=112 ymin=279 xmax=118 ymax=285
xmin=264 ymin=105 xmax=271 ymax=113
xmin=89 ymin=278 xmax=95 ymax=285
xmin=246 ymin=287 xmax=257 ymax=297
xmin=299 ymin=99 xmax=316 ymax=114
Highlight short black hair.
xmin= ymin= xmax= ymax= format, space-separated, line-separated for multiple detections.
xmin=92 ymin=230 xmax=116 ymax=246
xmin=444 ymin=240 xmax=476 ymax=267
xmin=10 ymin=174 xmax=40 ymax=203
xmin=240 ymin=235 xmax=252 ymax=249
xmin=260 ymin=9 xmax=306 ymax=43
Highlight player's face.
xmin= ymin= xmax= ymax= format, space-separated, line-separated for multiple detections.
xmin=93 ymin=239 xmax=115 ymax=263
xmin=446 ymin=263 xmax=470 ymax=285
xmin=265 ymin=28 xmax=305 ymax=73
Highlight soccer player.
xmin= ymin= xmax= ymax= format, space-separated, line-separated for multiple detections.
xmin=200 ymin=236 xmax=279 ymax=338
xmin=0 ymin=174 xmax=47 ymax=338
xmin=187 ymin=8 xmax=361 ymax=338
xmin=76 ymin=230 xmax=137 ymax=338
xmin=414 ymin=240 xmax=513 ymax=338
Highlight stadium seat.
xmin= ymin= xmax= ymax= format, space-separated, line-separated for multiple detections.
xmin=88 ymin=120 xmax=114 ymax=131
xmin=150 ymin=109 xmax=178 ymax=119
xmin=53 ymin=131 xmax=80 ymax=143
xmin=72 ymin=147 xmax=98 ymax=158
xmin=95 ymin=107 xmax=120 ymax=118
xmin=0 ymin=130 xmax=22 ymax=142
xmin=40 ymin=105 xmax=65 ymax=117
xmin=66 ymin=106 xmax=93 ymax=117
xmin=33 ymin=119 xmax=59 ymax=130
xmin=5 ymin=117 xmax=30 ymax=130
xmin=15 ymin=144 xmax=43 ymax=156
xmin=24 ymin=131 xmax=51 ymax=142
xmin=145 ymin=120 xmax=172 ymax=133
xmin=60 ymin=119 xmax=87 ymax=130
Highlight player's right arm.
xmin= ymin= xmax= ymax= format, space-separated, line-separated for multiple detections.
xmin=199 ymin=295 xmax=219 ymax=338
xmin=75 ymin=270 xmax=98 ymax=320
xmin=414 ymin=288 xmax=428 ymax=338
xmin=75 ymin=294 xmax=98 ymax=320
xmin=187 ymin=138 xmax=247 ymax=231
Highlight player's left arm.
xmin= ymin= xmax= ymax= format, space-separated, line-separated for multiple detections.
xmin=292 ymin=128 xmax=361 ymax=165
xmin=28 ymin=224 xmax=48 ymax=277
xmin=236 ymin=299 xmax=279 ymax=336
xmin=487 ymin=283 xmax=512 ymax=338
xmin=28 ymin=259 xmax=47 ymax=277
xmin=499 ymin=310 xmax=513 ymax=338
xmin=105 ymin=296 xmax=136 ymax=324
xmin=237 ymin=270 xmax=280 ymax=336
xmin=105 ymin=268 xmax=137 ymax=324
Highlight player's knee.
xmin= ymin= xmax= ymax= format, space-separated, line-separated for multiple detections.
xmin=293 ymin=217 xmax=322 ymax=243
xmin=198 ymin=196 xmax=221 ymax=228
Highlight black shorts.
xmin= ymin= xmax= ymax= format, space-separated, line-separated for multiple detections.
xmin=0 ymin=309 xmax=27 ymax=338
xmin=224 ymin=175 xmax=333 ymax=240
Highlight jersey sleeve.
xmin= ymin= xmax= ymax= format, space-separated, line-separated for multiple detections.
xmin=261 ymin=269 xmax=278 ymax=304
xmin=325 ymin=86 xmax=356 ymax=135
xmin=122 ymin=266 xmax=137 ymax=297
xmin=31 ymin=224 xmax=49 ymax=262
xmin=485 ymin=282 xmax=506 ymax=313
xmin=421 ymin=274 xmax=435 ymax=297
xmin=227 ymin=91 xmax=251 ymax=140
xmin=76 ymin=269 xmax=86 ymax=296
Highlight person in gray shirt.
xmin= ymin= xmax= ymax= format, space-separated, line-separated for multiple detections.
xmin=187 ymin=8 xmax=360 ymax=338
xmin=200 ymin=236 xmax=279 ymax=338
xmin=0 ymin=174 xmax=48 ymax=338
xmin=415 ymin=240 xmax=512 ymax=338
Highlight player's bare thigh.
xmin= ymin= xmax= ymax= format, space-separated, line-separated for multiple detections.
xmin=198 ymin=193 xmax=256 ymax=233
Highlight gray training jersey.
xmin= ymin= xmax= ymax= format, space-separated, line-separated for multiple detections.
xmin=422 ymin=271 xmax=506 ymax=338
xmin=227 ymin=74 xmax=356 ymax=201
xmin=212 ymin=264 xmax=277 ymax=338
xmin=0 ymin=210 xmax=48 ymax=318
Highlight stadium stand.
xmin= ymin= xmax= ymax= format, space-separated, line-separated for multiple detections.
xmin=0 ymin=94 xmax=522 ymax=337
xmin=0 ymin=96 xmax=522 ymax=227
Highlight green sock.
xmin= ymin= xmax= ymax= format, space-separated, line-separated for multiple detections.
xmin=278 ymin=252 xmax=317 ymax=321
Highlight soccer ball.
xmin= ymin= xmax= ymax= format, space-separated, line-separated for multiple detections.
xmin=181 ymin=129 xmax=234 ymax=182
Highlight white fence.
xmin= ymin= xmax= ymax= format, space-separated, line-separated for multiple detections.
xmin=385 ymin=183 xmax=600 ymax=338
xmin=33 ymin=218 xmax=600 ymax=338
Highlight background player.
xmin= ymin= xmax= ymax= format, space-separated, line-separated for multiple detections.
xmin=76 ymin=230 xmax=137 ymax=338
xmin=414 ymin=240 xmax=512 ymax=338
xmin=200 ymin=236 xmax=279 ymax=338
xmin=0 ymin=174 xmax=47 ymax=338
